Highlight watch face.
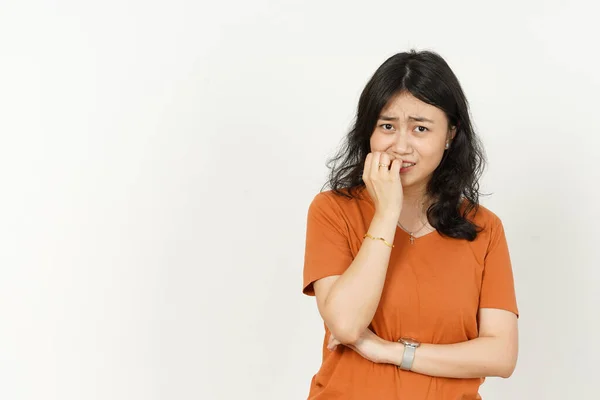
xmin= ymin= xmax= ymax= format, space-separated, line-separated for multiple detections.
xmin=401 ymin=337 xmax=420 ymax=347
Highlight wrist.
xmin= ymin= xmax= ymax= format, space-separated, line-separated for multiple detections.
xmin=373 ymin=210 xmax=401 ymax=224
xmin=382 ymin=340 xmax=405 ymax=365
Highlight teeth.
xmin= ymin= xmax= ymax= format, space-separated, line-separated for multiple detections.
xmin=402 ymin=163 xmax=415 ymax=167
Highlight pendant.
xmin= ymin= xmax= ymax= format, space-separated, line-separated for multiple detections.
xmin=409 ymin=234 xmax=415 ymax=245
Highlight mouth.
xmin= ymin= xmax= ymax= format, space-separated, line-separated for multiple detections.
xmin=400 ymin=162 xmax=416 ymax=173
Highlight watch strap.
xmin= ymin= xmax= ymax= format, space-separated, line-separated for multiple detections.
xmin=400 ymin=343 xmax=416 ymax=370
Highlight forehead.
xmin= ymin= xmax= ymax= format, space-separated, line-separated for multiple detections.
xmin=380 ymin=92 xmax=445 ymax=121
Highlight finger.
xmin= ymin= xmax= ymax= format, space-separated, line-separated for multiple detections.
xmin=379 ymin=153 xmax=391 ymax=172
xmin=327 ymin=338 xmax=339 ymax=351
xmin=370 ymin=151 xmax=382 ymax=178
xmin=362 ymin=153 xmax=372 ymax=181
xmin=390 ymin=158 xmax=401 ymax=179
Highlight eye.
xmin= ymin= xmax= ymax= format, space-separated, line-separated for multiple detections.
xmin=380 ymin=123 xmax=394 ymax=131
xmin=414 ymin=126 xmax=429 ymax=133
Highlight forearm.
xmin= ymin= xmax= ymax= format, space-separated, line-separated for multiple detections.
xmin=385 ymin=336 xmax=517 ymax=379
xmin=324 ymin=211 xmax=398 ymax=343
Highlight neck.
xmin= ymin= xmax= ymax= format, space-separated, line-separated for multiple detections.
xmin=398 ymin=184 xmax=436 ymax=236
xmin=401 ymin=184 xmax=430 ymax=214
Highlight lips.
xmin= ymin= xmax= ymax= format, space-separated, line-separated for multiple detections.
xmin=400 ymin=162 xmax=415 ymax=173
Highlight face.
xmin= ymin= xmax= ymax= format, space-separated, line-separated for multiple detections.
xmin=369 ymin=91 xmax=456 ymax=191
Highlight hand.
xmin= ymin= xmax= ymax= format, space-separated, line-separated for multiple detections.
xmin=362 ymin=152 xmax=403 ymax=216
xmin=328 ymin=329 xmax=391 ymax=364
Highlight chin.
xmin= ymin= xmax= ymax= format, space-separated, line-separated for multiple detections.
xmin=400 ymin=174 xmax=426 ymax=190
xmin=399 ymin=175 xmax=415 ymax=187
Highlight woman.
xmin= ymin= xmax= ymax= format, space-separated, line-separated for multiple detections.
xmin=302 ymin=50 xmax=519 ymax=399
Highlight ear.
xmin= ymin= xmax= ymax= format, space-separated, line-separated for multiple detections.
xmin=445 ymin=126 xmax=457 ymax=150
xmin=449 ymin=125 xmax=457 ymax=141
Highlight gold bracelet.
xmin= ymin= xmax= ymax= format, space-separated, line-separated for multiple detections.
xmin=363 ymin=233 xmax=394 ymax=248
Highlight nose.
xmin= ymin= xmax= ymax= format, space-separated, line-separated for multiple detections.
xmin=391 ymin=130 xmax=412 ymax=155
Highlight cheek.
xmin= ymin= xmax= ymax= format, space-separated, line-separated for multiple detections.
xmin=415 ymin=143 xmax=446 ymax=167
xmin=417 ymin=141 xmax=444 ymax=157
xmin=369 ymin=133 xmax=384 ymax=150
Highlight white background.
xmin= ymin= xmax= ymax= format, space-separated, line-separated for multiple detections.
xmin=1 ymin=0 xmax=599 ymax=399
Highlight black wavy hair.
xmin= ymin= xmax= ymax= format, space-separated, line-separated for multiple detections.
xmin=321 ymin=49 xmax=486 ymax=241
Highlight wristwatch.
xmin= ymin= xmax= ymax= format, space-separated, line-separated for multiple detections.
xmin=398 ymin=337 xmax=421 ymax=371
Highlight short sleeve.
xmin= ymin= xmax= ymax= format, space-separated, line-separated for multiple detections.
xmin=302 ymin=192 xmax=354 ymax=296
xmin=479 ymin=217 xmax=519 ymax=317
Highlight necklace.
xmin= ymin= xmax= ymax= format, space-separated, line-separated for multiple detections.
xmin=397 ymin=220 xmax=427 ymax=245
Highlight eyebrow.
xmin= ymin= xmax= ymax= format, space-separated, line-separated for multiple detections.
xmin=378 ymin=115 xmax=435 ymax=124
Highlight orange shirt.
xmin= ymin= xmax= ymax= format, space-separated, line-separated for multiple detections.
xmin=302 ymin=187 xmax=518 ymax=400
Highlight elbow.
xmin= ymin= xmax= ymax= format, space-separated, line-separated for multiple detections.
xmin=498 ymin=366 xmax=514 ymax=379
xmin=498 ymin=358 xmax=517 ymax=378
xmin=487 ymin=333 xmax=518 ymax=378
xmin=327 ymin=320 xmax=362 ymax=345
xmin=322 ymin=306 xmax=364 ymax=345
xmin=321 ymin=298 xmax=373 ymax=345
xmin=333 ymin=333 xmax=360 ymax=345
xmin=500 ymin=346 xmax=518 ymax=378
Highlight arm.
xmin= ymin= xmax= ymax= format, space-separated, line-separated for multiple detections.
xmin=384 ymin=308 xmax=519 ymax=378
xmin=314 ymin=211 xmax=398 ymax=345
